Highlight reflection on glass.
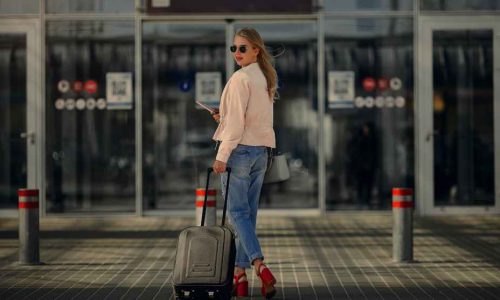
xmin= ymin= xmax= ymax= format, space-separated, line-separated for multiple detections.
xmin=0 ymin=34 xmax=26 ymax=208
xmin=46 ymin=21 xmax=135 ymax=213
xmin=235 ymin=23 xmax=319 ymax=209
xmin=142 ymin=23 xmax=227 ymax=211
xmin=421 ymin=0 xmax=500 ymax=10
xmin=46 ymin=0 xmax=134 ymax=13
xmin=0 ymin=0 xmax=38 ymax=14
xmin=324 ymin=0 xmax=413 ymax=11
xmin=433 ymin=30 xmax=494 ymax=206
xmin=324 ymin=18 xmax=414 ymax=210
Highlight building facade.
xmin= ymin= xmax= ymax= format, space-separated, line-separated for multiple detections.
xmin=0 ymin=0 xmax=499 ymax=216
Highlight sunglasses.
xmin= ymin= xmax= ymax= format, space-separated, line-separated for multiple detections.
xmin=230 ymin=45 xmax=248 ymax=53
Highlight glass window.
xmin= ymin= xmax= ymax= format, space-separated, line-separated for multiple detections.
xmin=421 ymin=0 xmax=500 ymax=10
xmin=324 ymin=0 xmax=413 ymax=11
xmin=46 ymin=21 xmax=135 ymax=213
xmin=234 ymin=22 xmax=319 ymax=209
xmin=146 ymin=0 xmax=311 ymax=14
xmin=324 ymin=18 xmax=414 ymax=210
xmin=46 ymin=0 xmax=135 ymax=13
xmin=0 ymin=34 xmax=27 ymax=208
xmin=142 ymin=23 xmax=227 ymax=211
xmin=432 ymin=30 xmax=494 ymax=206
xmin=0 ymin=0 xmax=38 ymax=14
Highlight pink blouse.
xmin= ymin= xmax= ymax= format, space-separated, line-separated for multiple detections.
xmin=213 ymin=62 xmax=276 ymax=163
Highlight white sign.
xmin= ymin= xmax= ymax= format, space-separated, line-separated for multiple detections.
xmin=55 ymin=98 xmax=65 ymax=110
xmin=375 ymin=96 xmax=385 ymax=108
xmin=365 ymin=96 xmax=374 ymax=108
xmin=354 ymin=96 xmax=364 ymax=108
xmin=195 ymin=72 xmax=222 ymax=107
xmin=86 ymin=98 xmax=96 ymax=110
xmin=76 ymin=98 xmax=86 ymax=110
xmin=58 ymin=80 xmax=70 ymax=93
xmin=106 ymin=72 xmax=133 ymax=110
xmin=395 ymin=96 xmax=406 ymax=108
xmin=96 ymin=98 xmax=107 ymax=110
xmin=151 ymin=0 xmax=170 ymax=7
xmin=65 ymin=99 xmax=75 ymax=110
xmin=390 ymin=77 xmax=402 ymax=91
xmin=328 ymin=71 xmax=355 ymax=109
xmin=385 ymin=96 xmax=395 ymax=108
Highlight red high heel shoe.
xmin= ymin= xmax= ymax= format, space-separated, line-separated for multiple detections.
xmin=232 ymin=272 xmax=248 ymax=297
xmin=257 ymin=264 xmax=276 ymax=299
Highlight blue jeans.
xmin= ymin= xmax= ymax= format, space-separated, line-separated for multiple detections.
xmin=221 ymin=144 xmax=268 ymax=269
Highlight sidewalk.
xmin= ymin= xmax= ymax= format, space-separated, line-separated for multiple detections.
xmin=0 ymin=213 xmax=499 ymax=299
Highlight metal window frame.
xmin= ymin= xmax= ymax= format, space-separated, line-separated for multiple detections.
xmin=1 ymin=0 xmax=499 ymax=217
xmin=0 ymin=19 xmax=41 ymax=217
xmin=137 ymin=18 xmax=324 ymax=216
xmin=318 ymin=13 xmax=326 ymax=215
xmin=135 ymin=7 xmax=143 ymax=216
xmin=416 ymin=15 xmax=500 ymax=215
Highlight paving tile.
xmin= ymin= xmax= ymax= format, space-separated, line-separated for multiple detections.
xmin=0 ymin=214 xmax=499 ymax=299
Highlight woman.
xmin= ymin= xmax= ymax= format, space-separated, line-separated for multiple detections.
xmin=212 ymin=28 xmax=277 ymax=299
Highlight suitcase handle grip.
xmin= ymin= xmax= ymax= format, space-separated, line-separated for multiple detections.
xmin=201 ymin=167 xmax=231 ymax=226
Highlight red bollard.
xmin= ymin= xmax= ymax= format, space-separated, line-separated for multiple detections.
xmin=392 ymin=188 xmax=414 ymax=263
xmin=18 ymin=189 xmax=41 ymax=265
xmin=195 ymin=188 xmax=216 ymax=226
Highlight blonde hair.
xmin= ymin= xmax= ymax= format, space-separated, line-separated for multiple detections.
xmin=235 ymin=28 xmax=278 ymax=101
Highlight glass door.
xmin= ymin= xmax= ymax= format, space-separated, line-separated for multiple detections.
xmin=0 ymin=20 xmax=39 ymax=214
xmin=142 ymin=22 xmax=227 ymax=211
xmin=418 ymin=16 xmax=500 ymax=214
xmin=45 ymin=20 xmax=136 ymax=214
xmin=141 ymin=21 xmax=319 ymax=212
xmin=233 ymin=21 xmax=319 ymax=209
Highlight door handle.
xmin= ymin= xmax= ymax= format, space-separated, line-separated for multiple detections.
xmin=20 ymin=131 xmax=35 ymax=144
xmin=425 ymin=130 xmax=438 ymax=142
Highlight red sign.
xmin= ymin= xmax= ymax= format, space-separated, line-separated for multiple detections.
xmin=84 ymin=80 xmax=98 ymax=94
xmin=377 ymin=77 xmax=389 ymax=91
xmin=73 ymin=80 xmax=83 ymax=92
xmin=362 ymin=77 xmax=376 ymax=92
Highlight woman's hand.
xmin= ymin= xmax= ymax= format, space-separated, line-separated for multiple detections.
xmin=211 ymin=109 xmax=220 ymax=123
xmin=212 ymin=160 xmax=227 ymax=174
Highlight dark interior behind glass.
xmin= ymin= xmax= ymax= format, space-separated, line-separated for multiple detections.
xmin=0 ymin=34 xmax=27 ymax=208
xmin=142 ymin=23 xmax=227 ymax=210
xmin=46 ymin=21 xmax=135 ymax=213
xmin=325 ymin=18 xmax=414 ymax=210
xmin=432 ymin=30 xmax=494 ymax=206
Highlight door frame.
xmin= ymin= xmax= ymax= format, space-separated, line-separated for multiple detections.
xmin=0 ymin=19 xmax=42 ymax=216
xmin=138 ymin=18 xmax=323 ymax=216
xmin=416 ymin=16 xmax=500 ymax=215
xmin=138 ymin=20 xmax=233 ymax=217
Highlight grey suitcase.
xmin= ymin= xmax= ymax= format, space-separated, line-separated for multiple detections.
xmin=172 ymin=167 xmax=236 ymax=300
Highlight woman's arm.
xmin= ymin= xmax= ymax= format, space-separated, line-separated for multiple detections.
xmin=213 ymin=73 xmax=250 ymax=173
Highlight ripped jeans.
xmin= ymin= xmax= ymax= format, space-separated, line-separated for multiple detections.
xmin=221 ymin=144 xmax=267 ymax=269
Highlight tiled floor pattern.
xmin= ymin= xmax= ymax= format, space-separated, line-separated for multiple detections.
xmin=0 ymin=214 xmax=499 ymax=299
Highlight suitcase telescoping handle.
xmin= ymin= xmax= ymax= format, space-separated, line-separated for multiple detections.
xmin=202 ymin=167 xmax=231 ymax=226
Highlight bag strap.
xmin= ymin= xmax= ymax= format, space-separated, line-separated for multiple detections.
xmin=202 ymin=167 xmax=231 ymax=226
xmin=266 ymin=147 xmax=274 ymax=172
